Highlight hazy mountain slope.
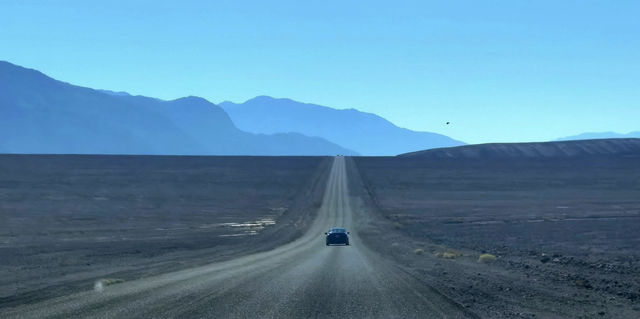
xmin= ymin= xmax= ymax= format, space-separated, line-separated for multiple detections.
xmin=220 ymin=96 xmax=464 ymax=156
xmin=0 ymin=61 xmax=205 ymax=154
xmin=399 ymin=138 xmax=640 ymax=159
xmin=556 ymin=131 xmax=640 ymax=141
xmin=0 ymin=61 xmax=356 ymax=155
xmin=105 ymin=94 xmax=357 ymax=155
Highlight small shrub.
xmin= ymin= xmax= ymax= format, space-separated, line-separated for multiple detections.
xmin=102 ymin=278 xmax=125 ymax=286
xmin=442 ymin=251 xmax=459 ymax=259
xmin=478 ymin=253 xmax=497 ymax=263
xmin=414 ymin=248 xmax=424 ymax=255
xmin=94 ymin=278 xmax=125 ymax=292
xmin=435 ymin=250 xmax=460 ymax=259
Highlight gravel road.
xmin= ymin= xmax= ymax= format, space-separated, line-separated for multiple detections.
xmin=2 ymin=157 xmax=476 ymax=318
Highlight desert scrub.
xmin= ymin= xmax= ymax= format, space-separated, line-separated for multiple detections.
xmin=414 ymin=248 xmax=424 ymax=255
xmin=102 ymin=278 xmax=125 ymax=285
xmin=478 ymin=253 xmax=497 ymax=263
xmin=94 ymin=278 xmax=125 ymax=292
xmin=435 ymin=251 xmax=460 ymax=259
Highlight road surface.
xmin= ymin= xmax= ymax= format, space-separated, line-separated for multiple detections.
xmin=2 ymin=157 xmax=475 ymax=318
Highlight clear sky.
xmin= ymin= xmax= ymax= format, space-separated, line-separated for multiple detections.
xmin=1 ymin=0 xmax=638 ymax=143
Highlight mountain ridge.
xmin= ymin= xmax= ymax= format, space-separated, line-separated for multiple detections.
xmin=0 ymin=61 xmax=357 ymax=156
xmin=220 ymin=96 xmax=464 ymax=156
xmin=399 ymin=138 xmax=640 ymax=159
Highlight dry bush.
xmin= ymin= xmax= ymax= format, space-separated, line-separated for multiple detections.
xmin=94 ymin=278 xmax=125 ymax=292
xmin=414 ymin=248 xmax=424 ymax=255
xmin=101 ymin=278 xmax=125 ymax=286
xmin=435 ymin=251 xmax=460 ymax=259
xmin=478 ymin=253 xmax=497 ymax=263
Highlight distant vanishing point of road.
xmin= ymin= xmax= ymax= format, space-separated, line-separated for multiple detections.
xmin=2 ymin=157 xmax=475 ymax=318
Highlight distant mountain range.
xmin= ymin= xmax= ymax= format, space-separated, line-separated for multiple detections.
xmin=556 ymin=131 xmax=640 ymax=141
xmin=5 ymin=60 xmax=634 ymax=157
xmin=220 ymin=96 xmax=465 ymax=156
xmin=0 ymin=61 xmax=356 ymax=155
xmin=400 ymin=138 xmax=640 ymax=159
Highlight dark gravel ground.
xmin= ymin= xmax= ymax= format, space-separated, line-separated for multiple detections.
xmin=1 ymin=156 xmax=477 ymax=319
xmin=349 ymin=155 xmax=640 ymax=318
xmin=0 ymin=155 xmax=331 ymax=307
xmin=3 ymin=153 xmax=640 ymax=318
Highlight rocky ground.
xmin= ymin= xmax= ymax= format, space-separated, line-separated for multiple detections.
xmin=349 ymin=156 xmax=640 ymax=318
xmin=0 ymin=155 xmax=331 ymax=307
xmin=3 ymin=153 xmax=640 ymax=318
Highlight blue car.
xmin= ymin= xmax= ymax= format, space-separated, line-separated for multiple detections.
xmin=325 ymin=227 xmax=350 ymax=246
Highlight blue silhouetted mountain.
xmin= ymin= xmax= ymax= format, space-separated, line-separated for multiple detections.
xmin=219 ymin=96 xmax=464 ymax=156
xmin=0 ymin=61 xmax=356 ymax=155
xmin=399 ymin=138 xmax=640 ymax=159
xmin=556 ymin=131 xmax=640 ymax=141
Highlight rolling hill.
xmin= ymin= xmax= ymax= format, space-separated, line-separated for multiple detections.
xmin=399 ymin=138 xmax=640 ymax=159
xmin=556 ymin=131 xmax=640 ymax=141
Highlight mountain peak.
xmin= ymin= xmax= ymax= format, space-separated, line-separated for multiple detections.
xmin=171 ymin=95 xmax=212 ymax=105
xmin=0 ymin=60 xmax=54 ymax=83
xmin=97 ymin=89 xmax=132 ymax=97
xmin=0 ymin=60 xmax=22 ymax=70
xmin=246 ymin=95 xmax=299 ymax=105
xmin=252 ymin=95 xmax=276 ymax=101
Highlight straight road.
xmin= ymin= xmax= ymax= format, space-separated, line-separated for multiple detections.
xmin=2 ymin=157 xmax=475 ymax=318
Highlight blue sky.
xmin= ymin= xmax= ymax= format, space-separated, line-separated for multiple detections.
xmin=1 ymin=0 xmax=638 ymax=143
